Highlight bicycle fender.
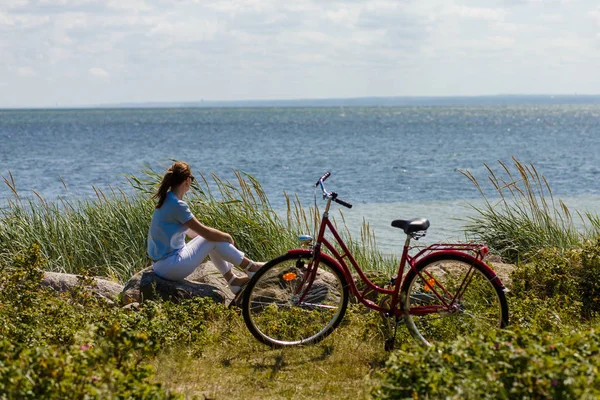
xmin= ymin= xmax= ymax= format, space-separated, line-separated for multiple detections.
xmin=287 ymin=248 xmax=313 ymax=257
xmin=414 ymin=250 xmax=506 ymax=289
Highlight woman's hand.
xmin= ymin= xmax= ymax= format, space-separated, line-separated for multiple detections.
xmin=221 ymin=233 xmax=234 ymax=245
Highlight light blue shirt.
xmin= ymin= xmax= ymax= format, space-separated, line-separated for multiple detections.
xmin=147 ymin=191 xmax=194 ymax=261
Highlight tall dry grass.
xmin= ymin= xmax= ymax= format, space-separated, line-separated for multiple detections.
xmin=0 ymin=173 xmax=152 ymax=281
xmin=1 ymin=167 xmax=393 ymax=282
xmin=460 ymin=157 xmax=600 ymax=262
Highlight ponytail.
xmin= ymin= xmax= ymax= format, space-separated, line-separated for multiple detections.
xmin=153 ymin=171 xmax=173 ymax=208
xmin=152 ymin=161 xmax=191 ymax=208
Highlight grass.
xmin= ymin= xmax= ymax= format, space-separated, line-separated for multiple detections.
xmin=0 ymin=175 xmax=152 ymax=281
xmin=0 ymin=167 xmax=395 ymax=283
xmin=152 ymin=307 xmax=400 ymax=399
xmin=460 ymin=157 xmax=600 ymax=263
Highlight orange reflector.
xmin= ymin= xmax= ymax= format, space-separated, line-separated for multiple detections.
xmin=282 ymin=272 xmax=297 ymax=281
xmin=424 ymin=278 xmax=435 ymax=292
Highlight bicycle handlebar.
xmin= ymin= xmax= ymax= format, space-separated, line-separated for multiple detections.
xmin=314 ymin=171 xmax=331 ymax=187
xmin=334 ymin=197 xmax=353 ymax=209
xmin=314 ymin=172 xmax=353 ymax=209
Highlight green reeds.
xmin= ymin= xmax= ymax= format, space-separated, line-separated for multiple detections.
xmin=0 ymin=185 xmax=152 ymax=282
xmin=1 ymin=167 xmax=392 ymax=281
xmin=460 ymin=157 xmax=599 ymax=262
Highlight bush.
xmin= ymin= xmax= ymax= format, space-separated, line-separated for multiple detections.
xmin=510 ymin=237 xmax=600 ymax=319
xmin=0 ymin=244 xmax=238 ymax=398
xmin=578 ymin=237 xmax=600 ymax=317
xmin=372 ymin=328 xmax=600 ymax=399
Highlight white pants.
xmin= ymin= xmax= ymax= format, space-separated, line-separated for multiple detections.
xmin=152 ymin=235 xmax=245 ymax=281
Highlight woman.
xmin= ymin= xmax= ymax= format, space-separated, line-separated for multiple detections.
xmin=147 ymin=161 xmax=263 ymax=294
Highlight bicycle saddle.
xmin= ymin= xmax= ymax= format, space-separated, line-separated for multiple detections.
xmin=391 ymin=218 xmax=430 ymax=234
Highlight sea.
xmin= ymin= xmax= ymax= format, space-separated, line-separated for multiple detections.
xmin=2 ymin=96 xmax=600 ymax=256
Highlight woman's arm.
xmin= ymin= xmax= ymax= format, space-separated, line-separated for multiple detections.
xmin=186 ymin=229 xmax=199 ymax=239
xmin=184 ymin=217 xmax=234 ymax=244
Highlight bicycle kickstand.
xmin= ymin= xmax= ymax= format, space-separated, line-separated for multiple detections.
xmin=384 ymin=317 xmax=400 ymax=352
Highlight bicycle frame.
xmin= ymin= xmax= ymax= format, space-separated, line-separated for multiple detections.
xmin=242 ymin=173 xmax=508 ymax=349
xmin=293 ymin=193 xmax=495 ymax=318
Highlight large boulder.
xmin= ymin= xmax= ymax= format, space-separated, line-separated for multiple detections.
xmin=120 ymin=261 xmax=236 ymax=306
xmin=41 ymin=271 xmax=124 ymax=306
xmin=486 ymin=261 xmax=515 ymax=288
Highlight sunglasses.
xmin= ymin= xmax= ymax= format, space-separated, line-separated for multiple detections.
xmin=189 ymin=175 xmax=195 ymax=182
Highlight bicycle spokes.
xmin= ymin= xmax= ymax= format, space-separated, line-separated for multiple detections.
xmin=404 ymin=258 xmax=507 ymax=346
xmin=244 ymin=254 xmax=348 ymax=346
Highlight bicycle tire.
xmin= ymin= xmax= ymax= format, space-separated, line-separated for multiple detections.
xmin=242 ymin=253 xmax=349 ymax=347
xmin=401 ymin=254 xmax=508 ymax=347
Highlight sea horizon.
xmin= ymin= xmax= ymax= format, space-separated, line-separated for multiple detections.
xmin=3 ymin=93 xmax=600 ymax=110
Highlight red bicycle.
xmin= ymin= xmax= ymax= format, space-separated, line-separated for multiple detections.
xmin=242 ymin=172 xmax=509 ymax=349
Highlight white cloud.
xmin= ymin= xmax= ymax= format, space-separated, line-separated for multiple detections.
xmin=590 ymin=7 xmax=600 ymax=24
xmin=0 ymin=11 xmax=14 ymax=27
xmin=487 ymin=35 xmax=516 ymax=47
xmin=325 ymin=8 xmax=360 ymax=26
xmin=448 ymin=5 xmax=507 ymax=21
xmin=538 ymin=14 xmax=564 ymax=23
xmin=1 ymin=0 xmax=600 ymax=107
xmin=89 ymin=67 xmax=109 ymax=80
xmin=106 ymin=0 xmax=152 ymax=12
xmin=17 ymin=67 xmax=38 ymax=77
xmin=148 ymin=19 xmax=223 ymax=42
xmin=550 ymin=37 xmax=582 ymax=48
xmin=1 ymin=13 xmax=51 ymax=30
xmin=5 ymin=0 xmax=28 ymax=8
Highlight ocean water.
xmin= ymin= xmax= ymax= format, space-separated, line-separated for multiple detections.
xmin=2 ymin=102 xmax=600 ymax=254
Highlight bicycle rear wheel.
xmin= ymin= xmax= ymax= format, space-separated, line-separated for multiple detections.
xmin=401 ymin=254 xmax=508 ymax=347
xmin=242 ymin=253 xmax=349 ymax=347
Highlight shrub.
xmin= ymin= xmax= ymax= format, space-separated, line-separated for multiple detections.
xmin=0 ymin=244 xmax=240 ymax=398
xmin=510 ymin=237 xmax=600 ymax=319
xmin=578 ymin=237 xmax=600 ymax=317
xmin=372 ymin=328 xmax=600 ymax=399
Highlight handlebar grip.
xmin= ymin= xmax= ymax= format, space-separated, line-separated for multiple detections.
xmin=334 ymin=198 xmax=353 ymax=208
xmin=314 ymin=171 xmax=331 ymax=187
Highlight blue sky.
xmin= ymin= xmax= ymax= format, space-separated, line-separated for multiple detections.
xmin=1 ymin=0 xmax=599 ymax=107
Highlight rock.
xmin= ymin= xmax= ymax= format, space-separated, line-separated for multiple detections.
xmin=120 ymin=261 xmax=235 ymax=306
xmin=41 ymin=271 xmax=124 ymax=305
xmin=487 ymin=261 xmax=515 ymax=288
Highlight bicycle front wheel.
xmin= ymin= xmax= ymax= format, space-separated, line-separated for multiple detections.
xmin=401 ymin=254 xmax=508 ymax=347
xmin=242 ymin=253 xmax=349 ymax=347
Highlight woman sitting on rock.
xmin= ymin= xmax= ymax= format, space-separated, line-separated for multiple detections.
xmin=147 ymin=161 xmax=263 ymax=294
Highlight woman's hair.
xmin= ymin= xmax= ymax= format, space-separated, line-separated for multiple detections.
xmin=153 ymin=161 xmax=192 ymax=208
